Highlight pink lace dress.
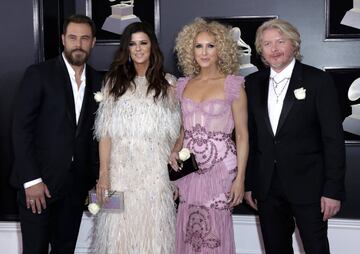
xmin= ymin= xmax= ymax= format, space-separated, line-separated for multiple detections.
xmin=174 ymin=75 xmax=244 ymax=254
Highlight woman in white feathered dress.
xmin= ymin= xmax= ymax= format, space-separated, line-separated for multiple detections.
xmin=92 ymin=22 xmax=180 ymax=254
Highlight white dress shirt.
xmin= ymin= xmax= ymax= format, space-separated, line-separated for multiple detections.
xmin=267 ymin=58 xmax=295 ymax=134
xmin=63 ymin=52 xmax=87 ymax=124
xmin=24 ymin=53 xmax=87 ymax=189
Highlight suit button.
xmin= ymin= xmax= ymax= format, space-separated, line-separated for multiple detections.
xmin=274 ymin=159 xmax=277 ymax=164
xmin=274 ymin=140 xmax=280 ymax=144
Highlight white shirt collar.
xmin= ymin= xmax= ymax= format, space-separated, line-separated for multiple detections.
xmin=270 ymin=58 xmax=296 ymax=82
xmin=62 ymin=52 xmax=87 ymax=124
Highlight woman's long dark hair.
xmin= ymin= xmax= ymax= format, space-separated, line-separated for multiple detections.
xmin=105 ymin=22 xmax=169 ymax=100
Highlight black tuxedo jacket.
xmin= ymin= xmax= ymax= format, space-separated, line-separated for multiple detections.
xmin=245 ymin=61 xmax=345 ymax=204
xmin=11 ymin=55 xmax=102 ymax=196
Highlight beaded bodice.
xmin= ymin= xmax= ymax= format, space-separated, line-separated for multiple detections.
xmin=176 ymin=75 xmax=244 ymax=171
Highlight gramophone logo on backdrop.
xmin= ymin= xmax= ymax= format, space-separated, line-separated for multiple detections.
xmin=343 ymin=78 xmax=360 ymax=136
xmin=341 ymin=0 xmax=360 ymax=29
xmin=340 ymin=0 xmax=360 ymax=135
xmin=102 ymin=0 xmax=140 ymax=34
xmin=230 ymin=27 xmax=258 ymax=77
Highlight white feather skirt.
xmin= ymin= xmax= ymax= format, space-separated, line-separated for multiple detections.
xmin=91 ymin=76 xmax=181 ymax=253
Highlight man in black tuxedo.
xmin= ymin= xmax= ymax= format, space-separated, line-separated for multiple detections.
xmin=244 ymin=19 xmax=345 ymax=254
xmin=11 ymin=15 xmax=102 ymax=253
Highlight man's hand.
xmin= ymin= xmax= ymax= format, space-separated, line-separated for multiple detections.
xmin=25 ymin=182 xmax=51 ymax=214
xmin=244 ymin=191 xmax=258 ymax=211
xmin=321 ymin=196 xmax=341 ymax=221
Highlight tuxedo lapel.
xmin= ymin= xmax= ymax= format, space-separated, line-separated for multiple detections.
xmin=259 ymin=69 xmax=274 ymax=137
xmin=276 ymin=61 xmax=304 ymax=135
xmin=76 ymin=75 xmax=91 ymax=137
xmin=57 ymin=57 xmax=76 ymax=127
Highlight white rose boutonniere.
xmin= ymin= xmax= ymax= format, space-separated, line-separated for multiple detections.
xmin=178 ymin=148 xmax=191 ymax=161
xmin=88 ymin=203 xmax=101 ymax=215
xmin=94 ymin=91 xmax=104 ymax=102
xmin=87 ymin=190 xmax=118 ymax=215
xmin=294 ymin=87 xmax=306 ymax=100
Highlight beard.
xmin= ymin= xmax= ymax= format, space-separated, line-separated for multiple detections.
xmin=63 ymin=48 xmax=90 ymax=66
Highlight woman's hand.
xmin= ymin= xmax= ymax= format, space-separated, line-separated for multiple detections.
xmin=96 ymin=170 xmax=110 ymax=204
xmin=172 ymin=184 xmax=179 ymax=200
xmin=228 ymin=178 xmax=244 ymax=208
xmin=168 ymin=151 xmax=180 ymax=171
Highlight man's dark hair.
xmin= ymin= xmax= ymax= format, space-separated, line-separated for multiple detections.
xmin=63 ymin=14 xmax=96 ymax=37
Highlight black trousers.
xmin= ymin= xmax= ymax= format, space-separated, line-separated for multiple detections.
xmin=18 ymin=171 xmax=88 ymax=254
xmin=257 ymin=170 xmax=330 ymax=254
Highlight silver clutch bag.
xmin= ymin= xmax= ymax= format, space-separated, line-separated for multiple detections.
xmin=88 ymin=189 xmax=124 ymax=213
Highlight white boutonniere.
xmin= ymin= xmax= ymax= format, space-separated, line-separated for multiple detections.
xmin=88 ymin=203 xmax=101 ymax=215
xmin=94 ymin=91 xmax=104 ymax=102
xmin=294 ymin=87 xmax=306 ymax=100
xmin=178 ymin=148 xmax=191 ymax=161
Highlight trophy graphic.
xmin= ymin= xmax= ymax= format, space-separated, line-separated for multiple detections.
xmin=230 ymin=27 xmax=258 ymax=77
xmin=343 ymin=77 xmax=360 ymax=135
xmin=341 ymin=0 xmax=360 ymax=29
xmin=102 ymin=0 xmax=140 ymax=34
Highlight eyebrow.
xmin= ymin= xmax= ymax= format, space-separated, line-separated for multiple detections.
xmin=195 ymin=42 xmax=215 ymax=44
xmin=130 ymin=39 xmax=149 ymax=42
xmin=67 ymin=33 xmax=91 ymax=38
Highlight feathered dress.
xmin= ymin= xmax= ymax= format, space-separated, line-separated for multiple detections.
xmin=91 ymin=75 xmax=181 ymax=254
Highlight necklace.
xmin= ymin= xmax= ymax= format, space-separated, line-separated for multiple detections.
xmin=271 ymin=77 xmax=289 ymax=88
xmin=270 ymin=77 xmax=290 ymax=103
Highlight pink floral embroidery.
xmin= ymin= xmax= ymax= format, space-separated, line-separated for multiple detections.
xmin=184 ymin=124 xmax=236 ymax=173
xmin=185 ymin=205 xmax=221 ymax=252
xmin=209 ymin=193 xmax=231 ymax=211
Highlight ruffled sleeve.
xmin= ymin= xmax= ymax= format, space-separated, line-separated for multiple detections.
xmin=164 ymin=73 xmax=179 ymax=109
xmin=225 ymin=75 xmax=245 ymax=103
xmin=175 ymin=77 xmax=190 ymax=100
xmin=94 ymin=82 xmax=115 ymax=140
xmin=165 ymin=73 xmax=177 ymax=87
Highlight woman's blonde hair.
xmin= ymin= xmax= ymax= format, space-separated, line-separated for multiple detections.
xmin=174 ymin=18 xmax=239 ymax=76
xmin=255 ymin=19 xmax=302 ymax=65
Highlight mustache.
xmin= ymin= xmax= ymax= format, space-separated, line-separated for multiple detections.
xmin=71 ymin=49 xmax=87 ymax=54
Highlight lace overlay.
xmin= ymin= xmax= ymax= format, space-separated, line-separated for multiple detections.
xmin=175 ymin=75 xmax=244 ymax=254
xmin=184 ymin=124 xmax=236 ymax=173
xmin=208 ymin=192 xmax=232 ymax=211
xmin=92 ymin=74 xmax=181 ymax=254
xmin=185 ymin=205 xmax=221 ymax=252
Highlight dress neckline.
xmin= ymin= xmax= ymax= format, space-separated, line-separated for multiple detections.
xmin=181 ymin=75 xmax=230 ymax=104
xmin=135 ymin=75 xmax=146 ymax=80
xmin=183 ymin=97 xmax=227 ymax=105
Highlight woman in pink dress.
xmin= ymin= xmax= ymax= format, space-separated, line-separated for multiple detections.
xmin=169 ymin=18 xmax=249 ymax=253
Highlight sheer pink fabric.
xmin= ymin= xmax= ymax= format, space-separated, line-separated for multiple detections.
xmin=175 ymin=75 xmax=244 ymax=254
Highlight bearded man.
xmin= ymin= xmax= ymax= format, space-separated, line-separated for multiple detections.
xmin=11 ymin=14 xmax=102 ymax=254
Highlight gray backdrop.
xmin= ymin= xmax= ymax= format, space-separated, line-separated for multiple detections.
xmin=0 ymin=0 xmax=359 ymax=219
